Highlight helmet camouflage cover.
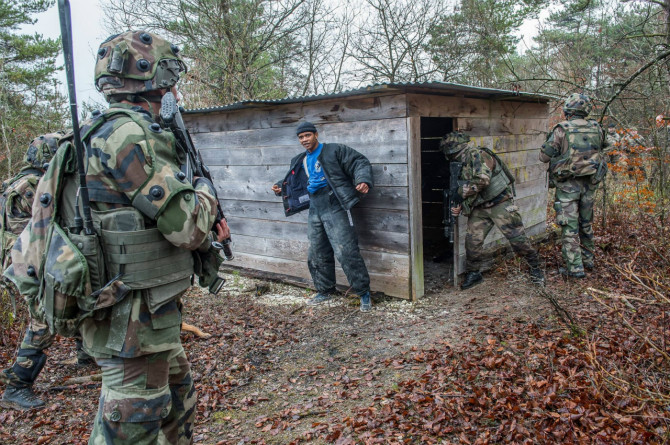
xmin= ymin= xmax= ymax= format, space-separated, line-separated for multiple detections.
xmin=563 ymin=93 xmax=593 ymax=117
xmin=95 ymin=31 xmax=187 ymax=101
xmin=440 ymin=131 xmax=471 ymax=156
xmin=23 ymin=131 xmax=64 ymax=169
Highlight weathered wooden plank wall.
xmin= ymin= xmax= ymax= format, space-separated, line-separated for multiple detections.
xmin=407 ymin=94 xmax=548 ymax=273
xmin=186 ymin=93 xmax=413 ymax=298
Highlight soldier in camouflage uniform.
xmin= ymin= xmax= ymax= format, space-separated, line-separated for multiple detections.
xmin=441 ymin=132 xmax=544 ymax=290
xmin=540 ymin=93 xmax=609 ymax=278
xmin=0 ymin=133 xmax=93 ymax=411
xmin=4 ymin=31 xmax=229 ymax=443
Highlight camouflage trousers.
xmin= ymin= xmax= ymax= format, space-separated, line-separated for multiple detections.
xmin=465 ymin=200 xmax=540 ymax=272
xmin=307 ymin=187 xmax=370 ymax=295
xmin=1 ymin=297 xmax=54 ymax=388
xmin=89 ymin=346 xmax=196 ymax=445
xmin=554 ymin=177 xmax=597 ymax=274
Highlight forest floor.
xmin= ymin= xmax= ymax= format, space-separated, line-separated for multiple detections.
xmin=0 ymin=218 xmax=668 ymax=444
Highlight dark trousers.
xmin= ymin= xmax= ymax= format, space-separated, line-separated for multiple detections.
xmin=307 ymin=188 xmax=370 ymax=295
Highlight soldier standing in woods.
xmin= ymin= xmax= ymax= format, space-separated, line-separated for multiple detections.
xmin=272 ymin=122 xmax=374 ymax=311
xmin=441 ymin=131 xmax=545 ymax=290
xmin=0 ymin=133 xmax=94 ymax=411
xmin=540 ymin=93 xmax=609 ymax=278
xmin=4 ymin=31 xmax=229 ymax=443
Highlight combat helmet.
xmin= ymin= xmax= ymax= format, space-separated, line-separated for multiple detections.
xmin=440 ymin=131 xmax=471 ymax=156
xmin=95 ymin=31 xmax=187 ymax=102
xmin=24 ymin=132 xmax=64 ymax=170
xmin=563 ymin=93 xmax=593 ymax=117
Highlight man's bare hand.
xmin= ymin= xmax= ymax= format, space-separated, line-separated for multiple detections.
xmin=451 ymin=205 xmax=462 ymax=216
xmin=356 ymin=183 xmax=369 ymax=194
xmin=271 ymin=184 xmax=281 ymax=195
xmin=214 ymin=219 xmax=230 ymax=242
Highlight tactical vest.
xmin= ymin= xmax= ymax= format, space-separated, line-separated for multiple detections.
xmin=548 ymin=119 xmax=605 ymax=181
xmin=467 ymin=147 xmax=514 ymax=209
xmin=38 ymin=108 xmax=195 ymax=337
xmin=0 ymin=169 xmax=41 ymax=272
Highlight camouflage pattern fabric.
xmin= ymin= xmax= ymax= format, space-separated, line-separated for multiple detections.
xmin=4 ymin=102 xmax=217 ymax=442
xmin=0 ymin=145 xmax=55 ymax=389
xmin=451 ymin=144 xmax=514 ymax=216
xmin=23 ymin=132 xmax=63 ymax=169
xmin=541 ymin=116 xmax=607 ymax=272
xmin=540 ymin=117 xmax=610 ymax=181
xmin=465 ymin=200 xmax=540 ymax=273
xmin=554 ymin=177 xmax=597 ymax=273
xmin=0 ymin=170 xmax=40 ymax=271
xmin=541 ymin=118 xmax=607 ymax=182
xmin=562 ymin=93 xmax=593 ymax=117
xmin=95 ymin=31 xmax=186 ymax=100
xmin=606 ymin=129 xmax=622 ymax=165
xmin=89 ymin=346 xmax=195 ymax=445
xmin=0 ymin=315 xmax=52 ymax=388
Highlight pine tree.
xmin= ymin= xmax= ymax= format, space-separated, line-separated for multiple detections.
xmin=0 ymin=0 xmax=67 ymax=180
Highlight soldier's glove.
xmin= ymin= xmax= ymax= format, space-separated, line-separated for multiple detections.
xmin=193 ymin=244 xmax=226 ymax=295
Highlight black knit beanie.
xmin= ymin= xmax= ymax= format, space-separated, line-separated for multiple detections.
xmin=296 ymin=121 xmax=317 ymax=135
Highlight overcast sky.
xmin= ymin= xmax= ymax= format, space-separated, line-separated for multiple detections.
xmin=25 ymin=0 xmax=107 ymax=107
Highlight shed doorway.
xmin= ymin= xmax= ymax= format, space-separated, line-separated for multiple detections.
xmin=420 ymin=117 xmax=456 ymax=288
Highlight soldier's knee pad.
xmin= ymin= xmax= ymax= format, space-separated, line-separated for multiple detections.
xmin=12 ymin=350 xmax=47 ymax=384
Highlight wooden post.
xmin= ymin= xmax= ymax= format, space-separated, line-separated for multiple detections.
xmin=407 ymin=116 xmax=424 ymax=300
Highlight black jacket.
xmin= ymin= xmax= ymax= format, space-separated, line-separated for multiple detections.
xmin=275 ymin=143 xmax=374 ymax=217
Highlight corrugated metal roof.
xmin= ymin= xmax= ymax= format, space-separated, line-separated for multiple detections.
xmin=184 ymin=81 xmax=555 ymax=114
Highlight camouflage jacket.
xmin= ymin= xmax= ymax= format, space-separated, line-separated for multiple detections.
xmin=0 ymin=167 xmax=42 ymax=272
xmin=4 ymin=103 xmax=219 ymax=357
xmin=455 ymin=145 xmax=513 ymax=215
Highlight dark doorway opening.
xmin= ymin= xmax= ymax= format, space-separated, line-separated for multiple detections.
xmin=420 ymin=117 xmax=455 ymax=289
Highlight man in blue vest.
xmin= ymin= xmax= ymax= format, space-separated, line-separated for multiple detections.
xmin=272 ymin=122 xmax=374 ymax=311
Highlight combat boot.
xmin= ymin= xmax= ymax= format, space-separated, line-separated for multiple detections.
xmin=1 ymin=385 xmax=45 ymax=410
xmin=77 ymin=349 xmax=95 ymax=366
xmin=461 ymin=271 xmax=483 ymax=290
xmin=75 ymin=338 xmax=95 ymax=366
xmin=559 ymin=267 xmax=586 ymax=279
xmin=529 ymin=267 xmax=545 ymax=286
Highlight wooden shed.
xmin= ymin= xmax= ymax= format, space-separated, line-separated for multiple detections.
xmin=184 ymin=82 xmax=550 ymax=300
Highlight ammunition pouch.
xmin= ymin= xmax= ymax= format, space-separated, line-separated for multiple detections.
xmin=99 ymin=224 xmax=194 ymax=314
xmin=40 ymin=207 xmax=194 ymax=337
xmin=193 ymin=245 xmax=225 ymax=294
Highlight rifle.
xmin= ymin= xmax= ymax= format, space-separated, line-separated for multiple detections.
xmin=443 ymin=161 xmax=463 ymax=243
xmin=160 ymin=91 xmax=234 ymax=262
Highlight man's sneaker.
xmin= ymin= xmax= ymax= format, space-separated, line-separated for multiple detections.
xmin=583 ymin=261 xmax=594 ymax=270
xmin=306 ymin=292 xmax=334 ymax=306
xmin=1 ymin=386 xmax=45 ymax=410
xmin=461 ymin=271 xmax=483 ymax=290
xmin=529 ymin=267 xmax=545 ymax=286
xmin=359 ymin=292 xmax=372 ymax=312
xmin=559 ymin=267 xmax=586 ymax=279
